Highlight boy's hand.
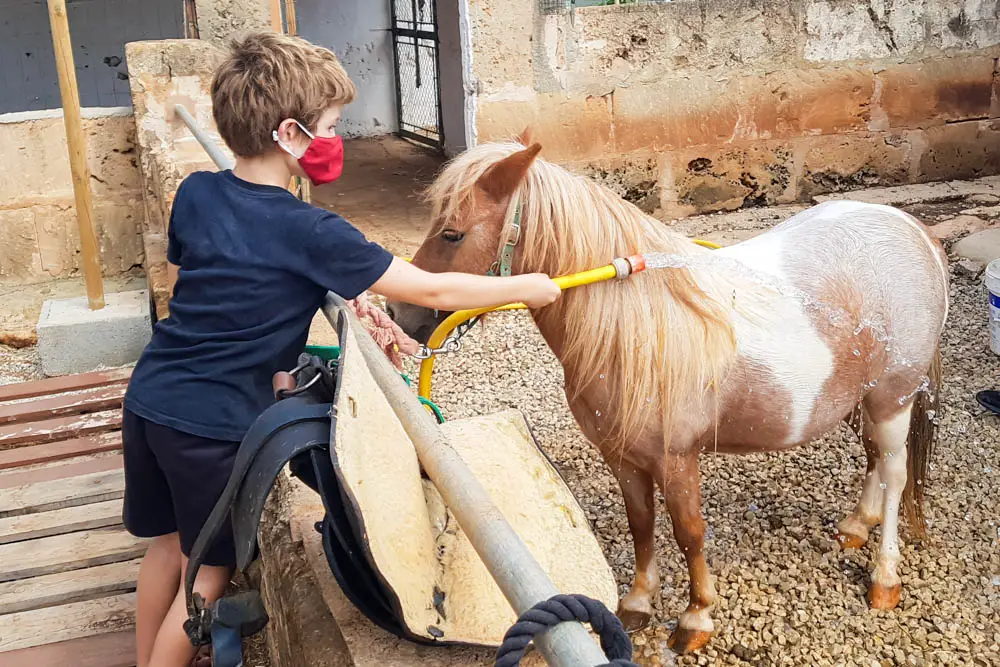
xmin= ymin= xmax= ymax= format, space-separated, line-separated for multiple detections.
xmin=518 ymin=274 xmax=562 ymax=308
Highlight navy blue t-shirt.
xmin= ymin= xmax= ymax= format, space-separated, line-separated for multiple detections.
xmin=124 ymin=170 xmax=393 ymax=441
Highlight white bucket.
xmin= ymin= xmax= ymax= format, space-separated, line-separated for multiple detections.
xmin=986 ymin=259 xmax=1000 ymax=354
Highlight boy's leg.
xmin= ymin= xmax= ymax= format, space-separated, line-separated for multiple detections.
xmin=142 ymin=419 xmax=241 ymax=667
xmin=147 ymin=555 xmax=232 ymax=667
xmin=121 ymin=409 xmax=184 ymax=667
xmin=136 ymin=533 xmax=182 ymax=667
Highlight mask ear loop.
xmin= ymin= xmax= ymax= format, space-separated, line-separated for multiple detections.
xmin=271 ymin=120 xmax=315 ymax=159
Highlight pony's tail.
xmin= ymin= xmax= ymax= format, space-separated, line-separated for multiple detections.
xmin=903 ymin=349 xmax=941 ymax=539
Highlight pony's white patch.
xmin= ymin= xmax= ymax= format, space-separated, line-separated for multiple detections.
xmin=715 ymin=234 xmax=834 ymax=444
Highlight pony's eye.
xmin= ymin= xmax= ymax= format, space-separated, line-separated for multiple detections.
xmin=441 ymin=229 xmax=465 ymax=243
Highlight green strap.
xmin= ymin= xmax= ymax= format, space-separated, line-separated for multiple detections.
xmin=489 ymin=206 xmax=521 ymax=277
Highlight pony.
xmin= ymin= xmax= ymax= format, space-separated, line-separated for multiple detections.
xmin=386 ymin=133 xmax=948 ymax=653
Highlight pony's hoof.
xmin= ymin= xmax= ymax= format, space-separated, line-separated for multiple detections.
xmin=868 ymin=582 xmax=901 ymax=610
xmin=667 ymin=627 xmax=712 ymax=654
xmin=616 ymin=607 xmax=651 ymax=633
xmin=835 ymin=530 xmax=867 ymax=549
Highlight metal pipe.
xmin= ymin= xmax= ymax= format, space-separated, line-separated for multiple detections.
xmin=173 ymin=104 xmax=234 ymax=170
xmin=322 ymin=293 xmax=610 ymax=667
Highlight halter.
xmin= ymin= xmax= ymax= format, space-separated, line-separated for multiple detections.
xmin=487 ymin=205 xmax=522 ymax=277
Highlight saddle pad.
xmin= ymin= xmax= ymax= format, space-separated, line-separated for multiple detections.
xmin=331 ymin=319 xmax=617 ymax=646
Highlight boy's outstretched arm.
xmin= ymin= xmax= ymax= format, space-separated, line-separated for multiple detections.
xmin=370 ymin=257 xmax=560 ymax=311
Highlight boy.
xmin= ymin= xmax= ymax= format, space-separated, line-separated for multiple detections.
xmin=123 ymin=31 xmax=559 ymax=667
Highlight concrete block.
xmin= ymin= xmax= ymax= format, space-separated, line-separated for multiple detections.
xmin=37 ymin=290 xmax=151 ymax=377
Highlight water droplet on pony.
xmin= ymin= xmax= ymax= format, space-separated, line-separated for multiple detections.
xmin=600 ymin=374 xmax=605 ymax=380
xmin=595 ymin=410 xmax=601 ymax=417
xmin=879 ymin=482 xmax=887 ymax=490
xmin=992 ymin=575 xmax=1000 ymax=587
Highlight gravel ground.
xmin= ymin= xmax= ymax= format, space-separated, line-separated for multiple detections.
xmin=406 ymin=208 xmax=1000 ymax=667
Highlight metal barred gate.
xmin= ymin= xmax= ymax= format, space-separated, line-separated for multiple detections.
xmin=390 ymin=0 xmax=444 ymax=149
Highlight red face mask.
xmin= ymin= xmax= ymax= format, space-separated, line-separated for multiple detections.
xmin=272 ymin=121 xmax=344 ymax=185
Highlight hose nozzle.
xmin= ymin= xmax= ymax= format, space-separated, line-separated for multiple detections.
xmin=612 ymin=254 xmax=647 ymax=279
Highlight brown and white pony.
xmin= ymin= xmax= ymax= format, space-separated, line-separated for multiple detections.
xmin=387 ymin=136 xmax=948 ymax=653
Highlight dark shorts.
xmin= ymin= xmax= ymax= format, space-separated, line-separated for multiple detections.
xmin=122 ymin=408 xmax=240 ymax=567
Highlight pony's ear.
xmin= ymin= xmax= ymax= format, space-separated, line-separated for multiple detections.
xmin=515 ymin=126 xmax=534 ymax=147
xmin=478 ymin=143 xmax=542 ymax=202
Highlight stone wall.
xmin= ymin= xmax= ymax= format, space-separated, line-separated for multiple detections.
xmin=0 ymin=108 xmax=144 ymax=285
xmin=195 ymin=0 xmax=272 ymax=45
xmin=126 ymin=39 xmax=230 ymax=319
xmin=469 ymin=0 xmax=1000 ymax=217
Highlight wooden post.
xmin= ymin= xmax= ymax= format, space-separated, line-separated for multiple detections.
xmin=46 ymin=0 xmax=105 ymax=310
xmin=284 ymin=0 xmax=297 ymax=36
xmin=269 ymin=0 xmax=283 ymax=31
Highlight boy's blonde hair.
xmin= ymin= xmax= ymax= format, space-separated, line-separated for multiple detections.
xmin=211 ymin=32 xmax=356 ymax=157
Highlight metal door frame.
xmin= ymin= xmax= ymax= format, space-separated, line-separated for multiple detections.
xmin=389 ymin=0 xmax=445 ymax=149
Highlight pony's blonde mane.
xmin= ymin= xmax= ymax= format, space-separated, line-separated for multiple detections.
xmin=426 ymin=141 xmax=738 ymax=452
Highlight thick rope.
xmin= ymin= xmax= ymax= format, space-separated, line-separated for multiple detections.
xmin=346 ymin=292 xmax=420 ymax=369
xmin=495 ymin=594 xmax=640 ymax=667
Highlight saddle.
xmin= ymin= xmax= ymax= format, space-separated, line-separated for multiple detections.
xmin=182 ymin=309 xmax=617 ymax=665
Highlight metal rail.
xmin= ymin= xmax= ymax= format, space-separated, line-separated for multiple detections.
xmin=324 ymin=293 xmax=609 ymax=667
xmin=174 ymin=104 xmax=234 ymax=170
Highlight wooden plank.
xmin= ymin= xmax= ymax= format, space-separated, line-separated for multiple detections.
xmin=0 ymin=630 xmax=136 ymax=667
xmin=0 ymin=454 xmax=123 ymax=490
xmin=0 ymin=384 xmax=125 ymax=425
xmin=0 ymin=367 xmax=131 ymax=402
xmin=0 ymin=558 xmax=139 ymax=614
xmin=0 ymin=526 xmax=145 ymax=583
xmin=0 ymin=592 xmax=135 ymax=652
xmin=0 ymin=431 xmax=121 ymax=471
xmin=0 ymin=469 xmax=124 ymax=518
xmin=0 ymin=499 xmax=122 ymax=545
xmin=0 ymin=410 xmax=121 ymax=449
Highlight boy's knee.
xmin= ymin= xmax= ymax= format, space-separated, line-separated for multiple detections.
xmin=149 ymin=532 xmax=182 ymax=556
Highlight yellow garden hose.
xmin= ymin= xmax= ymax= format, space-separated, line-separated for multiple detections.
xmin=415 ymin=238 xmax=720 ymax=400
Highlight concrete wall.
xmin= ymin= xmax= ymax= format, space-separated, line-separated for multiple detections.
xmin=0 ymin=107 xmax=144 ymax=285
xmin=296 ymin=1 xmax=398 ymax=137
xmin=126 ymin=39 xmax=229 ymax=319
xmin=469 ymin=0 xmax=1000 ymax=217
xmin=194 ymin=0 xmax=271 ymax=44
xmin=0 ymin=0 xmax=183 ymax=114
xmin=439 ymin=0 xmax=475 ymax=155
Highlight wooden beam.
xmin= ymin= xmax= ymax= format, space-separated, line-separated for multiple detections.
xmin=0 ymin=527 xmax=145 ymax=583
xmin=270 ymin=0 xmax=283 ymax=31
xmin=0 ymin=454 xmax=123 ymax=490
xmin=0 ymin=368 xmax=131 ymax=403
xmin=0 ymin=592 xmax=136 ymax=652
xmin=0 ymin=410 xmax=121 ymax=449
xmin=0 ymin=385 xmax=125 ymax=425
xmin=0 ymin=558 xmax=138 ymax=614
xmin=0 ymin=499 xmax=122 ymax=545
xmin=0 ymin=630 xmax=136 ymax=667
xmin=0 ymin=469 xmax=124 ymax=518
xmin=0 ymin=432 xmax=121 ymax=471
xmin=284 ymin=0 xmax=297 ymax=35
xmin=46 ymin=0 xmax=104 ymax=310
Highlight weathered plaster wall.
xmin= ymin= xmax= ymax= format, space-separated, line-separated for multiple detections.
xmin=470 ymin=0 xmax=1000 ymax=217
xmin=126 ymin=39 xmax=230 ymax=319
xmin=0 ymin=108 xmax=144 ymax=285
xmin=194 ymin=0 xmax=271 ymax=44
xmin=296 ymin=0 xmax=398 ymax=137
